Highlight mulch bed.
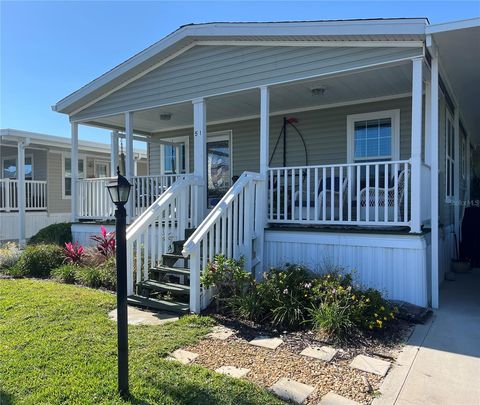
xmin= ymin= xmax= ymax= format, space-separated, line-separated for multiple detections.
xmin=183 ymin=310 xmax=414 ymax=404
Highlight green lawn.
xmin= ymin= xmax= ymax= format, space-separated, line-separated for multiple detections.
xmin=0 ymin=279 xmax=283 ymax=405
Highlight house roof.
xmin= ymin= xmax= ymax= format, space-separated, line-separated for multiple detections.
xmin=0 ymin=129 xmax=147 ymax=157
xmin=52 ymin=18 xmax=428 ymax=115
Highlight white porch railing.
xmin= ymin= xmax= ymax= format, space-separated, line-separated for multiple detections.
xmin=267 ymin=160 xmax=411 ymax=227
xmin=76 ymin=174 xmax=185 ymax=220
xmin=132 ymin=174 xmax=184 ymax=217
xmin=0 ymin=179 xmax=47 ymax=211
xmin=126 ymin=174 xmax=201 ymax=296
xmin=77 ymin=177 xmax=116 ymax=220
xmin=183 ymin=171 xmax=264 ymax=313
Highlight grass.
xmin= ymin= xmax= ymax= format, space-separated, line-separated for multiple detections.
xmin=0 ymin=279 xmax=283 ymax=405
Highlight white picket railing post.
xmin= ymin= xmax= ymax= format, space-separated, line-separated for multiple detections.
xmin=5 ymin=179 xmax=11 ymax=212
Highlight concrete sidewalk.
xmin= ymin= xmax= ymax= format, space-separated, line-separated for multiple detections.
xmin=382 ymin=268 xmax=480 ymax=405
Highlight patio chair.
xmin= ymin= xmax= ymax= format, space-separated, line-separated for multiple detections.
xmin=359 ymin=169 xmax=407 ymax=222
xmin=294 ymin=176 xmax=348 ymax=221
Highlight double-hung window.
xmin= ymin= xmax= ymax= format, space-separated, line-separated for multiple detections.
xmin=347 ymin=110 xmax=400 ymax=162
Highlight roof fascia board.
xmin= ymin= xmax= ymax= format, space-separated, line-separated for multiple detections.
xmin=196 ymin=40 xmax=425 ymax=47
xmin=426 ymin=17 xmax=480 ymax=34
xmin=54 ymin=19 xmax=427 ymax=115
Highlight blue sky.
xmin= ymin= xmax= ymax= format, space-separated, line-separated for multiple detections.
xmin=1 ymin=1 xmax=479 ymax=148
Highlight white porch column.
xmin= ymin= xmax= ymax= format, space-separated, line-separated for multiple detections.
xmin=193 ymin=98 xmax=207 ymax=225
xmin=125 ymin=112 xmax=134 ymax=219
xmin=110 ymin=130 xmax=119 ymax=176
xmin=71 ymin=122 xmax=79 ymax=223
xmin=256 ymin=85 xmax=270 ymax=279
xmin=430 ymin=49 xmax=440 ymax=309
xmin=410 ymin=57 xmax=423 ymax=233
xmin=424 ymin=81 xmax=432 ymax=164
xmin=453 ymin=109 xmax=460 ymax=245
xmin=17 ymin=139 xmax=26 ymax=247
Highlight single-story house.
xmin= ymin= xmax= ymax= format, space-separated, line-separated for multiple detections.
xmin=0 ymin=129 xmax=147 ymax=242
xmin=52 ymin=17 xmax=480 ymax=312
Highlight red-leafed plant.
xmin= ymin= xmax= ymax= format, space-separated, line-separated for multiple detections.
xmin=63 ymin=242 xmax=85 ymax=264
xmin=90 ymin=225 xmax=115 ymax=257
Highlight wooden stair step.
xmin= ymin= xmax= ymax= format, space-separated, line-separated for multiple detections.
xmin=138 ymin=279 xmax=190 ymax=295
xmin=127 ymin=295 xmax=189 ymax=314
xmin=150 ymin=265 xmax=190 ymax=277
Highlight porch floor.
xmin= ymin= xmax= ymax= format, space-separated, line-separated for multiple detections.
xmin=267 ymin=224 xmax=427 ymax=236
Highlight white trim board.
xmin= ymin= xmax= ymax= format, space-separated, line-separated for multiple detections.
xmin=346 ymin=109 xmax=401 ymax=163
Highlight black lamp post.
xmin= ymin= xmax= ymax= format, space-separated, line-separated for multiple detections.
xmin=106 ymin=168 xmax=132 ymax=399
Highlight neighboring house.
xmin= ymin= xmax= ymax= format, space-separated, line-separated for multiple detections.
xmin=0 ymin=129 xmax=147 ymax=242
xmin=52 ymin=18 xmax=479 ymax=312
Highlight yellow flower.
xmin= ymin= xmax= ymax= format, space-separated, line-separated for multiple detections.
xmin=352 ymin=295 xmax=356 ymax=300
xmin=376 ymin=319 xmax=383 ymax=327
xmin=384 ymin=317 xmax=387 ymax=321
xmin=380 ymin=306 xmax=385 ymax=311
xmin=374 ymin=313 xmax=378 ymax=318
xmin=366 ymin=298 xmax=370 ymax=303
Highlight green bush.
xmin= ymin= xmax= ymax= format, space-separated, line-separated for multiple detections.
xmin=75 ymin=266 xmax=103 ymax=289
xmin=309 ymin=300 xmax=355 ymax=337
xmin=73 ymin=258 xmax=116 ymax=291
xmin=29 ymin=223 xmax=72 ymax=246
xmin=201 ymin=255 xmax=252 ymax=298
xmin=9 ymin=244 xmax=64 ymax=278
xmin=0 ymin=242 xmax=21 ymax=271
xmin=51 ymin=264 xmax=77 ymax=284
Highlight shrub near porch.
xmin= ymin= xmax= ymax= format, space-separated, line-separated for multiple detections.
xmin=0 ymin=279 xmax=283 ymax=405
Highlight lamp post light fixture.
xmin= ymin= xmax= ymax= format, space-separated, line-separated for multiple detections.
xmin=106 ymin=168 xmax=132 ymax=399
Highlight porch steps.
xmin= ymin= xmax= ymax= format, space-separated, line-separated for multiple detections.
xmin=127 ymin=295 xmax=189 ymax=313
xmin=127 ymin=227 xmax=196 ymax=315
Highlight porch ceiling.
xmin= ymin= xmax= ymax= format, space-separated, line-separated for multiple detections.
xmin=85 ymin=62 xmax=413 ymax=136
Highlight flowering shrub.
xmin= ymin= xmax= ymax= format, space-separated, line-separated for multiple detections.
xmin=201 ymin=255 xmax=252 ymax=298
xmin=90 ymin=226 xmax=115 ymax=257
xmin=63 ymin=242 xmax=85 ymax=264
xmin=210 ymin=260 xmax=397 ymax=337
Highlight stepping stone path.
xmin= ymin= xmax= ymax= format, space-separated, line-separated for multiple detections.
xmin=270 ymin=377 xmax=315 ymax=404
xmin=168 ymin=349 xmax=198 ymax=365
xmin=215 ymin=365 xmax=250 ymax=378
xmin=350 ymin=354 xmax=391 ymax=377
xmin=207 ymin=325 xmax=235 ymax=340
xmin=300 ymin=345 xmax=337 ymax=362
xmin=319 ymin=392 xmax=361 ymax=405
xmin=108 ymin=306 xmax=178 ymax=326
xmin=248 ymin=336 xmax=283 ymax=349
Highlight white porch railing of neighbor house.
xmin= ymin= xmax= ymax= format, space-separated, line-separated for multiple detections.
xmin=76 ymin=174 xmax=184 ymax=220
xmin=421 ymin=163 xmax=432 ymax=225
xmin=267 ymin=160 xmax=412 ymax=227
xmin=0 ymin=179 xmax=47 ymax=211
xmin=126 ymin=174 xmax=201 ymax=296
xmin=183 ymin=172 xmax=264 ymax=313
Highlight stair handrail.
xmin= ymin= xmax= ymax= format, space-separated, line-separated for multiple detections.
xmin=182 ymin=171 xmax=264 ymax=313
xmin=127 ymin=174 xmax=201 ymax=241
xmin=126 ymin=173 xmax=202 ymax=296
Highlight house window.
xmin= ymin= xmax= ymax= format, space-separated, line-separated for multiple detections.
xmin=159 ymin=136 xmax=189 ymax=175
xmin=2 ymin=156 xmax=33 ymax=179
xmin=347 ymin=110 xmax=400 ymax=162
xmin=163 ymin=144 xmax=176 ymax=174
xmin=94 ymin=161 xmax=110 ymax=178
xmin=63 ymin=156 xmax=85 ymax=198
xmin=445 ymin=115 xmax=455 ymax=198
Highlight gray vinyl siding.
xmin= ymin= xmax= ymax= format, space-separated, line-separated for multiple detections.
xmin=149 ymin=97 xmax=413 ymax=176
xmin=47 ymin=152 xmax=70 ymax=214
xmin=74 ymin=45 xmax=422 ymax=121
xmin=0 ymin=146 xmax=47 ymax=181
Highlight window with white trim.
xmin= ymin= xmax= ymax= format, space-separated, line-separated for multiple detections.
xmin=445 ymin=114 xmax=455 ymax=198
xmin=63 ymin=156 xmax=85 ymax=198
xmin=347 ymin=110 xmax=400 ymax=162
xmin=2 ymin=156 xmax=33 ymax=179
xmin=159 ymin=135 xmax=189 ymax=175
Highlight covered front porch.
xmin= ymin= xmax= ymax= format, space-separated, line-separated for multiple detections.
xmin=74 ymin=58 xmax=430 ymax=233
